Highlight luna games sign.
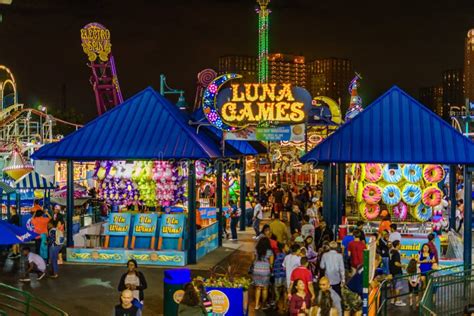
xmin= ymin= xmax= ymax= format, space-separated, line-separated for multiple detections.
xmin=80 ymin=22 xmax=112 ymax=62
xmin=202 ymin=73 xmax=312 ymax=132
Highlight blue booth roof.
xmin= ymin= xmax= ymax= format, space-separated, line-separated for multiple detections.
xmin=300 ymin=86 xmax=474 ymax=164
xmin=31 ymin=88 xmax=227 ymax=161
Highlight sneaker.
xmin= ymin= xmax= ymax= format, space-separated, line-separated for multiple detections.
xmin=37 ymin=272 xmax=46 ymax=280
xmin=252 ymin=236 xmax=258 ymax=240
xmin=50 ymin=274 xmax=59 ymax=279
xmin=19 ymin=278 xmax=31 ymax=282
xmin=395 ymin=301 xmax=407 ymax=307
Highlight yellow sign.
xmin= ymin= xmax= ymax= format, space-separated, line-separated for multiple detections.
xmin=173 ymin=290 xmax=185 ymax=304
xmin=80 ymin=22 xmax=112 ymax=62
xmin=220 ymin=83 xmax=305 ymax=125
xmin=207 ymin=289 xmax=230 ymax=314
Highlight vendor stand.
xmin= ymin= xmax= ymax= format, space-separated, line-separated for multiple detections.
xmin=31 ymin=87 xmax=254 ymax=266
xmin=300 ymin=86 xmax=474 ymax=314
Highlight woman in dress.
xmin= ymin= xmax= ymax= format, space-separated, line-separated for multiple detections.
xmin=253 ymin=237 xmax=274 ymax=310
xmin=118 ymin=259 xmax=148 ymax=306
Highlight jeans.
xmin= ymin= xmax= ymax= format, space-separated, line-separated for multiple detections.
xmin=246 ymin=209 xmax=253 ymax=227
xmin=49 ymin=245 xmax=62 ymax=275
xmin=382 ymin=256 xmax=390 ymax=275
xmin=253 ymin=218 xmax=261 ymax=236
xmin=230 ymin=217 xmax=239 ymax=240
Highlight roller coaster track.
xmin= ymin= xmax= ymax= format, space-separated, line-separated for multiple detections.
xmin=0 ymin=107 xmax=82 ymax=129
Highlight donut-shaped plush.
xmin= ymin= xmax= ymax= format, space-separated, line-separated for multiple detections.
xmin=382 ymin=185 xmax=402 ymax=206
xmin=356 ymin=182 xmax=364 ymax=203
xmin=413 ymin=203 xmax=432 ymax=222
xmin=393 ymin=201 xmax=408 ymax=220
xmin=423 ymin=165 xmax=445 ymax=183
xmin=362 ymin=183 xmax=382 ymax=204
xmin=382 ymin=165 xmax=402 ymax=183
xmin=359 ymin=202 xmax=380 ymax=220
xmin=403 ymin=164 xmax=422 ymax=183
xmin=422 ymin=186 xmax=443 ymax=207
xmin=402 ymin=183 xmax=422 ymax=205
xmin=365 ymin=164 xmax=383 ymax=182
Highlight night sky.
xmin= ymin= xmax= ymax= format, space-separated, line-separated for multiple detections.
xmin=1 ymin=0 xmax=474 ymax=122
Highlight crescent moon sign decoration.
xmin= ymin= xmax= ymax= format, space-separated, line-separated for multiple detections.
xmin=312 ymin=96 xmax=342 ymax=125
xmin=202 ymin=73 xmax=243 ymax=132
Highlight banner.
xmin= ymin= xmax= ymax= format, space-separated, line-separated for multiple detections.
xmin=105 ymin=213 xmax=132 ymax=236
xmin=224 ymin=123 xmax=305 ymax=142
xmin=399 ymin=236 xmax=440 ymax=261
xmin=159 ymin=213 xmax=185 ymax=238
xmin=199 ymin=207 xmax=217 ymax=220
xmin=133 ymin=213 xmax=158 ymax=237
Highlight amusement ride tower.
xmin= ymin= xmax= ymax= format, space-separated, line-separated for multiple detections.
xmin=256 ymin=0 xmax=270 ymax=83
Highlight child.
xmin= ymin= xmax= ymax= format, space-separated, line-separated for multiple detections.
xmin=273 ymin=242 xmax=288 ymax=311
xmin=389 ymin=240 xmax=405 ymax=306
xmin=406 ymin=258 xmax=420 ymax=308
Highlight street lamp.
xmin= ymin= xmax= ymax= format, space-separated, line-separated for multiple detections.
xmin=159 ymin=74 xmax=187 ymax=109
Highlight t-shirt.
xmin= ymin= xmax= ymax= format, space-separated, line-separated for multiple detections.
xmin=301 ymin=224 xmax=315 ymax=239
xmin=253 ymin=204 xmax=263 ymax=219
xmin=347 ymin=240 xmax=366 ymax=268
xmin=389 ymin=231 xmax=402 ymax=243
xmin=124 ymin=274 xmax=140 ymax=300
xmin=27 ymin=252 xmax=46 ymax=272
xmin=270 ymin=220 xmax=289 ymax=244
xmin=273 ymin=252 xmax=287 ymax=278
xmin=378 ymin=220 xmax=391 ymax=234
xmin=290 ymin=266 xmax=313 ymax=295
xmin=389 ymin=250 xmax=402 ymax=275
xmin=270 ymin=238 xmax=279 ymax=255
xmin=341 ymin=235 xmax=355 ymax=256
xmin=114 ymin=304 xmax=141 ymax=316
xmin=283 ymin=254 xmax=301 ymax=288
xmin=31 ymin=216 xmax=50 ymax=236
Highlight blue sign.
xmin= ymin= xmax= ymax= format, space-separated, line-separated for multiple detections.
xmin=199 ymin=207 xmax=217 ymax=220
xmin=105 ymin=213 xmax=132 ymax=236
xmin=399 ymin=236 xmax=440 ymax=261
xmin=205 ymin=287 xmax=246 ymax=316
xmin=196 ymin=223 xmax=219 ymax=260
xmin=160 ymin=213 xmax=185 ymax=238
xmin=133 ymin=213 xmax=158 ymax=237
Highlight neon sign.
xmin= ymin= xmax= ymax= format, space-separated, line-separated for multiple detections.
xmin=202 ymin=74 xmax=311 ymax=131
xmin=80 ymin=23 xmax=111 ymax=62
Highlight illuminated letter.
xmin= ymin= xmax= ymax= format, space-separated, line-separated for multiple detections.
xmin=276 ymin=84 xmax=295 ymax=102
xmin=237 ymin=102 xmax=256 ymax=121
xmin=260 ymin=84 xmax=276 ymax=101
xmin=245 ymin=84 xmax=260 ymax=102
xmin=289 ymin=102 xmax=305 ymax=122
xmin=258 ymin=102 xmax=274 ymax=121
xmin=222 ymin=102 xmax=237 ymax=122
xmin=275 ymin=102 xmax=291 ymax=121
xmin=231 ymin=84 xmax=245 ymax=102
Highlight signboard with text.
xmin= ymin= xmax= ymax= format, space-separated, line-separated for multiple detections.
xmin=132 ymin=213 xmax=158 ymax=237
xmin=105 ymin=213 xmax=132 ymax=236
xmin=224 ymin=123 xmax=305 ymax=141
xmin=399 ymin=236 xmax=440 ymax=261
xmin=159 ymin=213 xmax=185 ymax=238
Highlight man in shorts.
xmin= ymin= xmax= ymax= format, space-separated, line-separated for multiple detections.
xmin=20 ymin=247 xmax=46 ymax=282
xmin=389 ymin=240 xmax=406 ymax=306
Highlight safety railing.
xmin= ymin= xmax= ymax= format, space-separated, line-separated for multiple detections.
xmin=420 ymin=267 xmax=474 ymax=316
xmin=0 ymin=282 xmax=68 ymax=315
xmin=369 ymin=264 xmax=465 ymax=316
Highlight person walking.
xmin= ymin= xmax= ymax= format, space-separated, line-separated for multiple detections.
xmin=273 ymin=242 xmax=288 ymax=311
xmin=19 ymin=247 xmax=46 ymax=282
xmin=8 ymin=206 xmax=21 ymax=259
xmin=315 ymin=220 xmax=334 ymax=249
xmin=118 ymin=259 xmax=148 ymax=305
xmin=377 ymin=230 xmax=390 ymax=275
xmin=178 ymin=283 xmax=206 ymax=315
xmin=289 ymin=279 xmax=310 ymax=316
xmin=289 ymin=257 xmax=316 ymax=304
xmin=253 ymin=237 xmax=274 ymax=310
xmin=316 ymin=276 xmax=342 ymax=316
xmin=347 ymin=229 xmax=366 ymax=273
xmin=114 ymin=289 xmax=142 ymax=316
xmin=252 ymin=200 xmax=263 ymax=239
xmin=229 ymin=200 xmax=241 ymax=241
xmin=273 ymin=185 xmax=284 ymax=221
xmin=269 ymin=214 xmax=290 ymax=244
xmin=290 ymin=204 xmax=302 ymax=235
xmin=320 ymin=241 xmax=345 ymax=298
xmin=47 ymin=221 xmax=65 ymax=278
xmin=31 ymin=209 xmax=51 ymax=255
xmin=283 ymin=244 xmax=302 ymax=289
xmin=245 ymin=193 xmax=254 ymax=228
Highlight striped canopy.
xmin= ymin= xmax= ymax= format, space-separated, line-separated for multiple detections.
xmin=0 ymin=181 xmax=15 ymax=195
xmin=14 ymin=171 xmax=55 ymax=190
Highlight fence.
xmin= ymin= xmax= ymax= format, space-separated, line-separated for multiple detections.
xmin=420 ymin=267 xmax=474 ymax=316
xmin=0 ymin=283 xmax=67 ymax=316
xmin=369 ymin=265 xmax=465 ymax=316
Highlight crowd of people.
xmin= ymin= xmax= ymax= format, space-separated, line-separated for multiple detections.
xmin=246 ymin=183 xmax=446 ymax=315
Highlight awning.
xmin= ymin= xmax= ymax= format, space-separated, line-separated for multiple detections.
xmin=15 ymin=171 xmax=55 ymax=190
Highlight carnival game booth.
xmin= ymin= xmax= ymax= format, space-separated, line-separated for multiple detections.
xmin=31 ymin=87 xmax=253 ymax=266
xmin=300 ymin=86 xmax=474 ymax=268
xmin=0 ymin=181 xmax=15 ymax=220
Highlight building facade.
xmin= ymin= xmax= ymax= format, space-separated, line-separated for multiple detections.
xmin=464 ymin=29 xmax=474 ymax=103
xmin=307 ymin=58 xmax=353 ymax=114
xmin=419 ymin=85 xmax=444 ymax=117
xmin=268 ymin=53 xmax=306 ymax=87
xmin=442 ymin=68 xmax=464 ymax=121
xmin=218 ymin=55 xmax=257 ymax=83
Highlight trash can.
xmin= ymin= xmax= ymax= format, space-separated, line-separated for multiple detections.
xmin=163 ymin=268 xmax=191 ymax=316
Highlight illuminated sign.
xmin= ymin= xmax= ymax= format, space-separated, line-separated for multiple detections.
xmin=133 ymin=214 xmax=158 ymax=237
xmin=202 ymin=74 xmax=312 ymax=132
xmin=80 ymin=22 xmax=112 ymax=62
xmin=220 ymin=83 xmax=305 ymax=125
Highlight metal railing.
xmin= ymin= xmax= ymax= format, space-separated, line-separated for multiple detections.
xmin=0 ymin=283 xmax=68 ymax=315
xmin=369 ymin=264 xmax=465 ymax=316
xmin=420 ymin=267 xmax=474 ymax=316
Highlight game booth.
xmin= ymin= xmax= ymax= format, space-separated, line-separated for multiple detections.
xmin=30 ymin=87 xmax=254 ymax=267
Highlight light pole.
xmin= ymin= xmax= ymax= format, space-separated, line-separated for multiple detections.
xmin=159 ymin=74 xmax=187 ymax=109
